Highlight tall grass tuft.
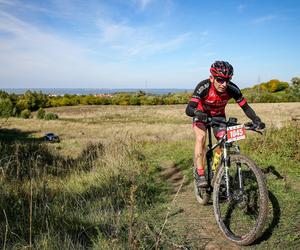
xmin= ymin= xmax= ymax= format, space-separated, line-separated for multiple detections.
xmin=240 ymin=122 xmax=300 ymax=248
xmin=0 ymin=135 xmax=171 ymax=249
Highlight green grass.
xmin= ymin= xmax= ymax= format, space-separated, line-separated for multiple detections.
xmin=0 ymin=136 xmax=174 ymax=249
xmin=142 ymin=140 xmax=194 ymax=183
xmin=0 ymin=105 xmax=299 ymax=249
xmin=143 ymin=123 xmax=300 ymax=249
xmin=239 ymin=123 xmax=300 ymax=248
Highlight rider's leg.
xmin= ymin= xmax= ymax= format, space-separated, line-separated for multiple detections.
xmin=193 ymin=123 xmax=207 ymax=186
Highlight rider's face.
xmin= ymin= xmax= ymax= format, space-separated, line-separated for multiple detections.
xmin=213 ymin=77 xmax=229 ymax=92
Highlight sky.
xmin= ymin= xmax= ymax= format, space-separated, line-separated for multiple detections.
xmin=0 ymin=0 xmax=299 ymax=89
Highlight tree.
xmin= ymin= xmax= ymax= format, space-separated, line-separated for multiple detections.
xmin=0 ymin=90 xmax=9 ymax=99
xmin=267 ymin=79 xmax=289 ymax=92
xmin=291 ymin=77 xmax=300 ymax=87
xmin=290 ymin=77 xmax=300 ymax=101
xmin=20 ymin=109 xmax=31 ymax=119
xmin=37 ymin=108 xmax=45 ymax=119
xmin=129 ymin=95 xmax=140 ymax=105
xmin=0 ymin=98 xmax=14 ymax=118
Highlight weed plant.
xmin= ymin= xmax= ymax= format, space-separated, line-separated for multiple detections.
xmin=239 ymin=122 xmax=300 ymax=248
xmin=0 ymin=135 xmax=172 ymax=249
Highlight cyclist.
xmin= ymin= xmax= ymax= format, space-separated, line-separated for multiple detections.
xmin=186 ymin=61 xmax=265 ymax=187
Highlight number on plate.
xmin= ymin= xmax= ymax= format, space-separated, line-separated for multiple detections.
xmin=227 ymin=125 xmax=246 ymax=142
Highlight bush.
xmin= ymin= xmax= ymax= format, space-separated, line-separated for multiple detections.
xmin=289 ymin=77 xmax=300 ymax=101
xmin=129 ymin=95 xmax=141 ymax=105
xmin=44 ymin=112 xmax=59 ymax=120
xmin=0 ymin=98 xmax=14 ymax=118
xmin=37 ymin=108 xmax=45 ymax=119
xmin=20 ymin=109 xmax=31 ymax=119
xmin=268 ymin=79 xmax=289 ymax=93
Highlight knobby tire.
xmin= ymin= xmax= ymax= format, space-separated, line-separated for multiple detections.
xmin=212 ymin=154 xmax=268 ymax=245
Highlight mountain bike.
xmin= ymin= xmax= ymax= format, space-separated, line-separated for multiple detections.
xmin=193 ymin=117 xmax=268 ymax=245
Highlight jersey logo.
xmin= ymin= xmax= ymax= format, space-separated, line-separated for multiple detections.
xmin=196 ymin=82 xmax=210 ymax=95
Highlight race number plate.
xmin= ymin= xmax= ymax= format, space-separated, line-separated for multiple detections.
xmin=227 ymin=125 xmax=246 ymax=142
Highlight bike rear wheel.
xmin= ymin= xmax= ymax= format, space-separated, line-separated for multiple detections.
xmin=193 ymin=167 xmax=210 ymax=205
xmin=213 ymin=154 xmax=268 ymax=245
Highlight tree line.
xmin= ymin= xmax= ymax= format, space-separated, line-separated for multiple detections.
xmin=242 ymin=78 xmax=300 ymax=103
xmin=0 ymin=78 xmax=299 ymax=119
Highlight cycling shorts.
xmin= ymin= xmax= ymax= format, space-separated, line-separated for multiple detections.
xmin=193 ymin=116 xmax=226 ymax=140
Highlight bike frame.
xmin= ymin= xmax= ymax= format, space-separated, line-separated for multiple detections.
xmin=196 ymin=118 xmax=268 ymax=245
xmin=205 ymin=123 xmax=242 ymax=200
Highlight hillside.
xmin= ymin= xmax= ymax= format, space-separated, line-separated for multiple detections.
xmin=0 ymin=103 xmax=299 ymax=249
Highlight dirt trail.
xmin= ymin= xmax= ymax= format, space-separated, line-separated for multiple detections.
xmin=160 ymin=160 xmax=242 ymax=250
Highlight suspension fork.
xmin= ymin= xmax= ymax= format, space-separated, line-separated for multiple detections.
xmin=223 ymin=143 xmax=231 ymax=199
xmin=206 ymin=125 xmax=213 ymax=186
xmin=237 ymin=162 xmax=243 ymax=192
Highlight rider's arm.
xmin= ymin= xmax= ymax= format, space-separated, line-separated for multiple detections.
xmin=185 ymin=100 xmax=198 ymax=117
xmin=241 ymin=103 xmax=262 ymax=123
xmin=227 ymin=82 xmax=263 ymax=124
xmin=185 ymin=80 xmax=210 ymax=117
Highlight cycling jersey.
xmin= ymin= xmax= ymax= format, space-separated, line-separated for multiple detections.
xmin=186 ymin=78 xmax=262 ymax=128
xmin=189 ymin=79 xmax=247 ymax=117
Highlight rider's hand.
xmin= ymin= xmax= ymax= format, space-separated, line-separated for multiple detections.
xmin=194 ymin=110 xmax=208 ymax=122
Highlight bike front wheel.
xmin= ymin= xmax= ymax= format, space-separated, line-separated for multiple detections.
xmin=212 ymin=154 xmax=268 ymax=245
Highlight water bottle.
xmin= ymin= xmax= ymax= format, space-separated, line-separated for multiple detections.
xmin=212 ymin=149 xmax=221 ymax=172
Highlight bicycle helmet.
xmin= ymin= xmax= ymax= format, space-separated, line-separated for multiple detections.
xmin=210 ymin=61 xmax=234 ymax=79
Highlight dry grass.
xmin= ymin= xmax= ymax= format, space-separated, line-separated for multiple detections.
xmin=1 ymin=103 xmax=299 ymax=156
xmin=225 ymin=102 xmax=300 ymax=127
xmin=0 ymin=102 xmax=299 ymax=248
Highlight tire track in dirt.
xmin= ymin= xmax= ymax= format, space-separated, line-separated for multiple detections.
xmin=160 ymin=160 xmax=185 ymax=194
xmin=159 ymin=160 xmax=242 ymax=250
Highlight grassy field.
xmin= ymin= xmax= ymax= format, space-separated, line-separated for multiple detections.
xmin=3 ymin=103 xmax=300 ymax=156
xmin=0 ymin=103 xmax=299 ymax=249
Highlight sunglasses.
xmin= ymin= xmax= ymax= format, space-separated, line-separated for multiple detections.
xmin=215 ymin=77 xmax=230 ymax=84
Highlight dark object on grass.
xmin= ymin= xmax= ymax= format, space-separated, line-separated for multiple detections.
xmin=44 ymin=133 xmax=60 ymax=143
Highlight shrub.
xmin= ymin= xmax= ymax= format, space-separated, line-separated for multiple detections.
xmin=129 ymin=95 xmax=141 ymax=105
xmin=44 ymin=112 xmax=59 ymax=120
xmin=268 ymin=79 xmax=289 ymax=93
xmin=289 ymin=77 xmax=300 ymax=101
xmin=20 ymin=109 xmax=31 ymax=119
xmin=37 ymin=108 xmax=45 ymax=119
xmin=0 ymin=98 xmax=14 ymax=118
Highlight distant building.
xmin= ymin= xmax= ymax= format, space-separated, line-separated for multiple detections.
xmin=94 ymin=94 xmax=113 ymax=98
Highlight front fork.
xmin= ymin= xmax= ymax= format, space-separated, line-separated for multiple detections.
xmin=223 ymin=145 xmax=231 ymax=199
xmin=223 ymin=143 xmax=243 ymax=200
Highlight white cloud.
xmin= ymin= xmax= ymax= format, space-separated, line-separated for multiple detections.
xmin=0 ymin=9 xmax=191 ymax=87
xmin=132 ymin=0 xmax=154 ymax=10
xmin=95 ymin=18 xmax=191 ymax=59
xmin=0 ymin=10 xmax=114 ymax=87
xmin=97 ymin=20 xmax=136 ymax=42
xmin=120 ymin=32 xmax=191 ymax=57
xmin=253 ymin=15 xmax=276 ymax=24
xmin=0 ymin=1 xmax=204 ymax=88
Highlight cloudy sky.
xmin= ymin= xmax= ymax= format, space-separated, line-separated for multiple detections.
xmin=0 ymin=0 xmax=299 ymax=89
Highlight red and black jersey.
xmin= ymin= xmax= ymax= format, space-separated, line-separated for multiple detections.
xmin=188 ymin=79 xmax=247 ymax=117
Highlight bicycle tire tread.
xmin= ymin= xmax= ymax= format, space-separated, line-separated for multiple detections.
xmin=212 ymin=154 xmax=268 ymax=245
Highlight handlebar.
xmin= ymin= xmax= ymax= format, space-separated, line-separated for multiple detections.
xmin=205 ymin=117 xmax=263 ymax=135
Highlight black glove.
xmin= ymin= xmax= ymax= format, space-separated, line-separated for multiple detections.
xmin=253 ymin=117 xmax=265 ymax=129
xmin=194 ymin=110 xmax=208 ymax=122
